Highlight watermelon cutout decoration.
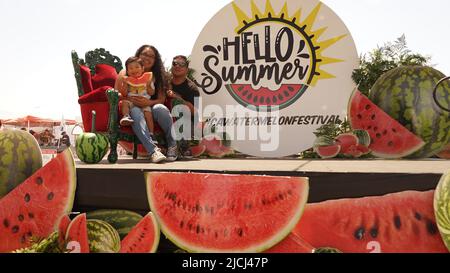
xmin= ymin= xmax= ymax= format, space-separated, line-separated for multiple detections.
xmin=335 ymin=133 xmax=359 ymax=153
xmin=0 ymin=129 xmax=43 ymax=198
xmin=0 ymin=149 xmax=76 ymax=253
xmin=313 ymin=144 xmax=340 ymax=159
xmin=120 ymin=212 xmax=160 ymax=253
xmin=87 ymin=209 xmax=143 ymax=239
xmin=190 ymin=143 xmax=206 ymax=157
xmin=76 ymin=111 xmax=109 ymax=164
xmin=58 ymin=214 xmax=71 ymax=249
xmin=225 ymin=84 xmax=307 ymax=111
xmin=201 ymin=135 xmax=234 ymax=158
xmin=349 ymin=89 xmax=425 ymax=158
xmin=145 ymin=172 xmax=309 ymax=253
xmin=118 ymin=141 xmax=148 ymax=158
xmin=434 ymin=171 xmax=450 ymax=251
xmin=369 ymin=66 xmax=450 ymax=158
xmin=86 ymin=219 xmax=121 ymax=253
xmin=293 ymin=190 xmax=448 ymax=253
xmin=65 ymin=213 xmax=90 ymax=253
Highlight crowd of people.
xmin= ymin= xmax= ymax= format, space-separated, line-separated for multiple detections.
xmin=115 ymin=45 xmax=200 ymax=163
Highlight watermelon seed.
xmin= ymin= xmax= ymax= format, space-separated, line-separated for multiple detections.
xmin=3 ymin=218 xmax=9 ymax=228
xmin=426 ymin=220 xmax=438 ymax=235
xmin=237 ymin=228 xmax=243 ymax=237
xmin=283 ymin=90 xmax=289 ymax=98
xmin=253 ymin=96 xmax=258 ymax=103
xmin=383 ymin=130 xmax=388 ymax=135
xmin=238 ymin=86 xmax=244 ymax=92
xmin=388 ymin=141 xmax=394 ymax=147
xmin=369 ymin=227 xmax=378 ymax=238
xmin=47 ymin=192 xmax=54 ymax=201
xmin=20 ymin=235 xmax=26 ymax=244
xmin=247 ymin=93 xmax=253 ymax=100
xmin=357 ymin=114 xmax=362 ymax=119
xmin=24 ymin=193 xmax=31 ymax=203
xmin=266 ymin=97 xmax=271 ymax=105
xmin=392 ymin=128 xmax=397 ymax=133
xmin=373 ymin=127 xmax=378 ymax=132
xmin=288 ymin=86 xmax=294 ymax=92
xmin=180 ymin=221 xmax=184 ymax=229
xmin=278 ymin=93 xmax=283 ymax=101
xmin=242 ymin=90 xmax=248 ymax=96
xmin=365 ymin=104 xmax=371 ymax=110
xmin=354 ymin=227 xmax=365 ymax=240
xmin=28 ymin=213 xmax=34 ymax=219
xmin=18 ymin=215 xmax=24 ymax=222
xmin=12 ymin=225 xmax=19 ymax=233
xmin=259 ymin=97 xmax=265 ymax=104
xmin=414 ymin=212 xmax=422 ymax=221
xmin=367 ymin=126 xmax=372 ymax=130
xmin=273 ymin=96 xmax=277 ymax=103
xmin=196 ymin=225 xmax=201 ymax=234
xmin=182 ymin=201 xmax=187 ymax=209
xmin=371 ymin=114 xmax=376 ymax=120
xmin=287 ymin=190 xmax=293 ymax=195
xmin=376 ymin=133 xmax=381 ymax=139
xmin=36 ymin=177 xmax=43 ymax=185
xmin=188 ymin=223 xmax=193 ymax=231
xmin=177 ymin=200 xmax=181 ymax=207
xmin=394 ymin=216 xmax=402 ymax=230
xmin=27 ymin=231 xmax=32 ymax=237
xmin=214 ymin=231 xmax=219 ymax=239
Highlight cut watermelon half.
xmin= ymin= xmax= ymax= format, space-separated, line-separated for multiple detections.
xmin=0 ymin=149 xmax=76 ymax=253
xmin=65 ymin=213 xmax=90 ymax=253
xmin=348 ymin=90 xmax=425 ymax=158
xmin=120 ymin=212 xmax=160 ymax=253
xmin=145 ymin=172 xmax=309 ymax=253
xmin=293 ymin=190 xmax=448 ymax=253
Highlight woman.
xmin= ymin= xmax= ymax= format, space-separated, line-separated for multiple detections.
xmin=115 ymin=45 xmax=178 ymax=163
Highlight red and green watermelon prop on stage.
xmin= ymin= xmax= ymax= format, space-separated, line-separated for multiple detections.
xmin=200 ymin=135 xmax=234 ymax=158
xmin=434 ymin=171 xmax=450 ymax=251
xmin=0 ymin=129 xmax=43 ymax=198
xmin=225 ymin=84 xmax=307 ymax=111
xmin=349 ymin=89 xmax=425 ymax=158
xmin=293 ymin=190 xmax=448 ymax=253
xmin=0 ymin=149 xmax=76 ymax=253
xmin=120 ymin=212 xmax=160 ymax=253
xmin=146 ymin=172 xmax=309 ymax=252
xmin=65 ymin=213 xmax=90 ymax=253
xmin=76 ymin=111 xmax=109 ymax=164
xmin=369 ymin=66 xmax=450 ymax=158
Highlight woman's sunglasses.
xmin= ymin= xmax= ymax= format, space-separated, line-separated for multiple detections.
xmin=172 ymin=61 xmax=187 ymax=68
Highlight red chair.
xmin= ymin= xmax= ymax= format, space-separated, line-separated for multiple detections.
xmin=72 ymin=48 xmax=160 ymax=163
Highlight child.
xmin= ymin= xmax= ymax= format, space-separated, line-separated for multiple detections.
xmin=119 ymin=57 xmax=155 ymax=136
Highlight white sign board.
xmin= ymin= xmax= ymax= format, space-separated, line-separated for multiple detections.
xmin=191 ymin=0 xmax=359 ymax=157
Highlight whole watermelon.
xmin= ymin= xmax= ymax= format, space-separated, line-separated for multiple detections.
xmin=0 ymin=129 xmax=42 ymax=198
xmin=369 ymin=66 xmax=450 ymax=158
xmin=76 ymin=132 xmax=109 ymax=164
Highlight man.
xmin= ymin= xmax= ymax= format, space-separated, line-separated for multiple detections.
xmin=60 ymin=131 xmax=71 ymax=147
xmin=167 ymin=55 xmax=200 ymax=158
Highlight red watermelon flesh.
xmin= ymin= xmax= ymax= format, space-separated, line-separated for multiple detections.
xmin=190 ymin=144 xmax=206 ymax=157
xmin=314 ymin=144 xmax=341 ymax=159
xmin=200 ymin=135 xmax=222 ymax=152
xmin=120 ymin=212 xmax=160 ymax=253
xmin=65 ymin=213 xmax=89 ymax=253
xmin=293 ymin=190 xmax=448 ymax=253
xmin=348 ymin=90 xmax=425 ymax=158
xmin=58 ymin=214 xmax=71 ymax=248
xmin=146 ymin=172 xmax=309 ymax=253
xmin=265 ymin=232 xmax=314 ymax=253
xmin=335 ymin=133 xmax=359 ymax=154
xmin=0 ymin=149 xmax=76 ymax=253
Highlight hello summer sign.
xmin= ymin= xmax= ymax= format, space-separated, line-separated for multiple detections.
xmin=190 ymin=0 xmax=359 ymax=157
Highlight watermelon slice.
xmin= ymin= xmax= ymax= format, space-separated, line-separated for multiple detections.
xmin=58 ymin=214 xmax=71 ymax=249
xmin=120 ymin=212 xmax=160 ymax=253
xmin=145 ymin=172 xmax=309 ymax=253
xmin=65 ymin=213 xmax=89 ymax=253
xmin=190 ymin=144 xmax=206 ymax=157
xmin=293 ymin=190 xmax=448 ymax=253
xmin=0 ymin=149 xmax=76 ymax=253
xmin=348 ymin=90 xmax=425 ymax=158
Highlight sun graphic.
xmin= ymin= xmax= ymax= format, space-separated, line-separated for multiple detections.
xmin=232 ymin=0 xmax=345 ymax=86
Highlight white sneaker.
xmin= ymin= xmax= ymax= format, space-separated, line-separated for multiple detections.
xmin=120 ymin=115 xmax=134 ymax=126
xmin=166 ymin=145 xmax=178 ymax=162
xmin=150 ymin=148 xmax=166 ymax=163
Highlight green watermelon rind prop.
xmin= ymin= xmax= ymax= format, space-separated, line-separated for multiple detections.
xmin=86 ymin=209 xmax=143 ymax=240
xmin=86 ymin=219 xmax=121 ymax=253
xmin=369 ymin=66 xmax=450 ymax=158
xmin=0 ymin=149 xmax=76 ymax=252
xmin=434 ymin=171 xmax=450 ymax=252
xmin=145 ymin=172 xmax=309 ymax=253
xmin=225 ymin=84 xmax=308 ymax=111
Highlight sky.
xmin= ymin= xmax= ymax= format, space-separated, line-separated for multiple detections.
xmin=0 ymin=0 xmax=449 ymax=120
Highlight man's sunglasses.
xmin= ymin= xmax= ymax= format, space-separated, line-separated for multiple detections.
xmin=172 ymin=61 xmax=187 ymax=68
